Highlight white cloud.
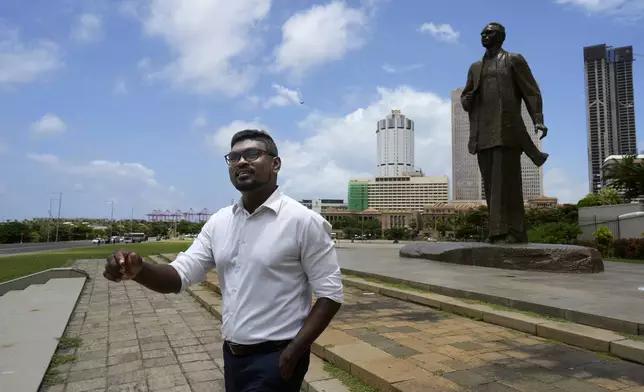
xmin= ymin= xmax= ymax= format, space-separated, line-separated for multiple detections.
xmin=30 ymin=114 xmax=67 ymax=138
xmin=0 ymin=26 xmax=63 ymax=86
xmin=209 ymin=120 xmax=270 ymax=153
xmin=192 ymin=113 xmax=207 ymax=128
xmin=137 ymin=57 xmax=151 ymax=70
xmin=382 ymin=63 xmax=424 ymax=74
xmin=26 ymin=152 xmax=184 ymax=213
xmin=26 ymin=153 xmax=162 ymax=187
xmin=113 ymin=79 xmax=127 ymax=95
xmin=211 ymin=86 xmax=451 ymax=198
xmin=26 ymin=153 xmax=61 ymax=165
xmin=131 ymin=0 xmax=270 ymax=96
xmin=71 ymin=13 xmax=103 ymax=43
xmin=544 ymin=167 xmax=589 ymax=204
xmin=264 ymin=84 xmax=302 ymax=108
xmin=555 ymin=0 xmax=644 ymax=18
xmin=418 ymin=22 xmax=460 ymax=43
xmin=274 ymin=1 xmax=368 ymax=79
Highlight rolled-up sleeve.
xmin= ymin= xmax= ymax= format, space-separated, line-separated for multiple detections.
xmin=169 ymin=215 xmax=216 ymax=292
xmin=300 ymin=215 xmax=344 ymax=303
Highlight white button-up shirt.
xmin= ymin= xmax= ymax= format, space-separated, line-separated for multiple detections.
xmin=169 ymin=189 xmax=344 ymax=345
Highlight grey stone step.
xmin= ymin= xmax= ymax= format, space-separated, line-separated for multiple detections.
xmin=20 ymin=283 xmax=45 ymax=294
xmin=0 ymin=276 xmax=87 ymax=392
xmin=0 ymin=289 xmax=24 ymax=300
xmin=302 ymin=355 xmax=350 ymax=392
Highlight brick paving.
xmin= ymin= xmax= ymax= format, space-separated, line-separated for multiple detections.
xmin=42 ymin=257 xmax=644 ymax=392
xmin=328 ymin=286 xmax=644 ymax=391
xmin=41 ymin=260 xmax=225 ymax=392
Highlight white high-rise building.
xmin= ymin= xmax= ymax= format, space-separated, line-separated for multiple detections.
xmin=584 ymin=44 xmax=637 ymax=193
xmin=376 ymin=110 xmax=415 ymax=177
xmin=451 ymin=88 xmax=544 ymax=201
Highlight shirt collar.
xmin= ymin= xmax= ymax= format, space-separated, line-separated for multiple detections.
xmin=232 ymin=187 xmax=284 ymax=215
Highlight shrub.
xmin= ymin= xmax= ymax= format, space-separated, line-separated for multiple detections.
xmin=528 ymin=222 xmax=582 ymax=244
xmin=613 ymin=238 xmax=644 ymax=260
xmin=574 ymin=239 xmax=599 ymax=249
xmin=593 ymin=226 xmax=615 ymax=257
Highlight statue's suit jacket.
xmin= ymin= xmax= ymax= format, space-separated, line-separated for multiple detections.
xmin=461 ymin=49 xmax=544 ymax=151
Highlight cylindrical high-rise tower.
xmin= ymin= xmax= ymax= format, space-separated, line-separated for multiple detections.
xmin=376 ymin=110 xmax=415 ymax=177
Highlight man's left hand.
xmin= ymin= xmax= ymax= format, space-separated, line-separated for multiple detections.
xmin=278 ymin=348 xmax=298 ymax=382
xmin=535 ymin=124 xmax=548 ymax=140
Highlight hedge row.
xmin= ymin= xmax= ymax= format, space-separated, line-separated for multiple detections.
xmin=576 ymin=238 xmax=644 ymax=260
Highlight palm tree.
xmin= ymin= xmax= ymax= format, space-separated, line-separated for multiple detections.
xmin=603 ymin=155 xmax=644 ymax=202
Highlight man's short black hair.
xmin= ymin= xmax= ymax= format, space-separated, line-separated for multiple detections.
xmin=230 ymin=129 xmax=279 ymax=157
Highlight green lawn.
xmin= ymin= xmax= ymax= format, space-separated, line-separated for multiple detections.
xmin=0 ymin=241 xmax=191 ymax=283
xmin=606 ymin=257 xmax=644 ymax=265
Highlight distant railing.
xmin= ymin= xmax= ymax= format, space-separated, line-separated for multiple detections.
xmin=578 ymin=214 xmax=644 ymax=239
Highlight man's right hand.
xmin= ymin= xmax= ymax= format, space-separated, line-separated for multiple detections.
xmin=104 ymin=250 xmax=143 ymax=282
xmin=468 ymin=137 xmax=478 ymax=155
xmin=462 ymin=92 xmax=473 ymax=111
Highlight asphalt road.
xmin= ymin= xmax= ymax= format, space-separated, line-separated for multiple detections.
xmin=0 ymin=241 xmax=94 ymax=256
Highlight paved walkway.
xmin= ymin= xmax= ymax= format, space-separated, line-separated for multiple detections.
xmin=332 ymin=285 xmax=644 ymax=391
xmin=45 ymin=257 xmax=644 ymax=392
xmin=336 ymin=244 xmax=644 ymax=328
xmin=41 ymin=260 xmax=225 ymax=392
xmin=164 ymin=252 xmax=644 ymax=391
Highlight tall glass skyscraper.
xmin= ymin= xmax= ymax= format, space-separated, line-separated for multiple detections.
xmin=584 ymin=44 xmax=637 ymax=193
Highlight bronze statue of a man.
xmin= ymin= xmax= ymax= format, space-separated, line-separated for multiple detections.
xmin=461 ymin=22 xmax=548 ymax=244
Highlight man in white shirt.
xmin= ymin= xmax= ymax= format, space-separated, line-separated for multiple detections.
xmin=103 ymin=129 xmax=344 ymax=391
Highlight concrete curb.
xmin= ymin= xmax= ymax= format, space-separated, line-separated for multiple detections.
xmin=147 ymin=255 xmax=352 ymax=392
xmin=0 ymin=268 xmax=90 ymax=296
xmin=341 ymin=275 xmax=644 ymax=366
xmin=340 ymin=267 xmax=643 ymax=336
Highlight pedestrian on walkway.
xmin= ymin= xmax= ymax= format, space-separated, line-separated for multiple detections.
xmin=103 ymin=129 xmax=344 ymax=392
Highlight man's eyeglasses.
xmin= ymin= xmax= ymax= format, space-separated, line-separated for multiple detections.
xmin=224 ymin=148 xmax=274 ymax=165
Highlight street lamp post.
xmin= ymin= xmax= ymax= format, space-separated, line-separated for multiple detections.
xmin=106 ymin=200 xmax=115 ymax=240
xmin=46 ymin=197 xmax=57 ymax=243
xmin=50 ymin=192 xmax=62 ymax=243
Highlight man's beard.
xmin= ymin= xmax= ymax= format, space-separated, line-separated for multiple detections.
xmin=233 ymin=178 xmax=269 ymax=192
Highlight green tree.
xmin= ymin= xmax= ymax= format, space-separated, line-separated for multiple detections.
xmin=603 ymin=154 xmax=644 ymax=201
xmin=577 ymin=187 xmax=624 ymax=207
xmin=527 ymin=222 xmax=581 ymax=244
xmin=383 ymin=227 xmax=409 ymax=240
xmin=453 ymin=207 xmax=488 ymax=241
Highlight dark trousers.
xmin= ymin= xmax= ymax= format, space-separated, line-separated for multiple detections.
xmin=223 ymin=343 xmax=310 ymax=392
xmin=477 ymin=146 xmax=528 ymax=241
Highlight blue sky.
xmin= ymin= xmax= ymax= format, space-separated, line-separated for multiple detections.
xmin=1 ymin=0 xmax=643 ymax=220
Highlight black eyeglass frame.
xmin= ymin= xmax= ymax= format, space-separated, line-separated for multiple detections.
xmin=224 ymin=148 xmax=276 ymax=165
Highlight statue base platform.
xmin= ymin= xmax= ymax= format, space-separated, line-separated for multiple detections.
xmin=399 ymin=242 xmax=604 ymax=273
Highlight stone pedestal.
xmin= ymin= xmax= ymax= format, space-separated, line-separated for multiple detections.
xmin=399 ymin=242 xmax=604 ymax=273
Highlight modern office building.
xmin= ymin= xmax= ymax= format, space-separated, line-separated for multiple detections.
xmin=584 ymin=44 xmax=637 ymax=193
xmin=451 ymin=88 xmax=543 ymax=201
xmin=348 ymin=181 xmax=369 ymax=211
xmin=376 ymin=110 xmax=415 ymax=177
xmin=348 ymin=174 xmax=449 ymax=211
xmin=451 ymin=89 xmax=484 ymax=200
xmin=299 ymin=199 xmax=347 ymax=213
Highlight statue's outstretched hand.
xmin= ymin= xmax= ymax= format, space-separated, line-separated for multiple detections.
xmin=535 ymin=124 xmax=548 ymax=140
